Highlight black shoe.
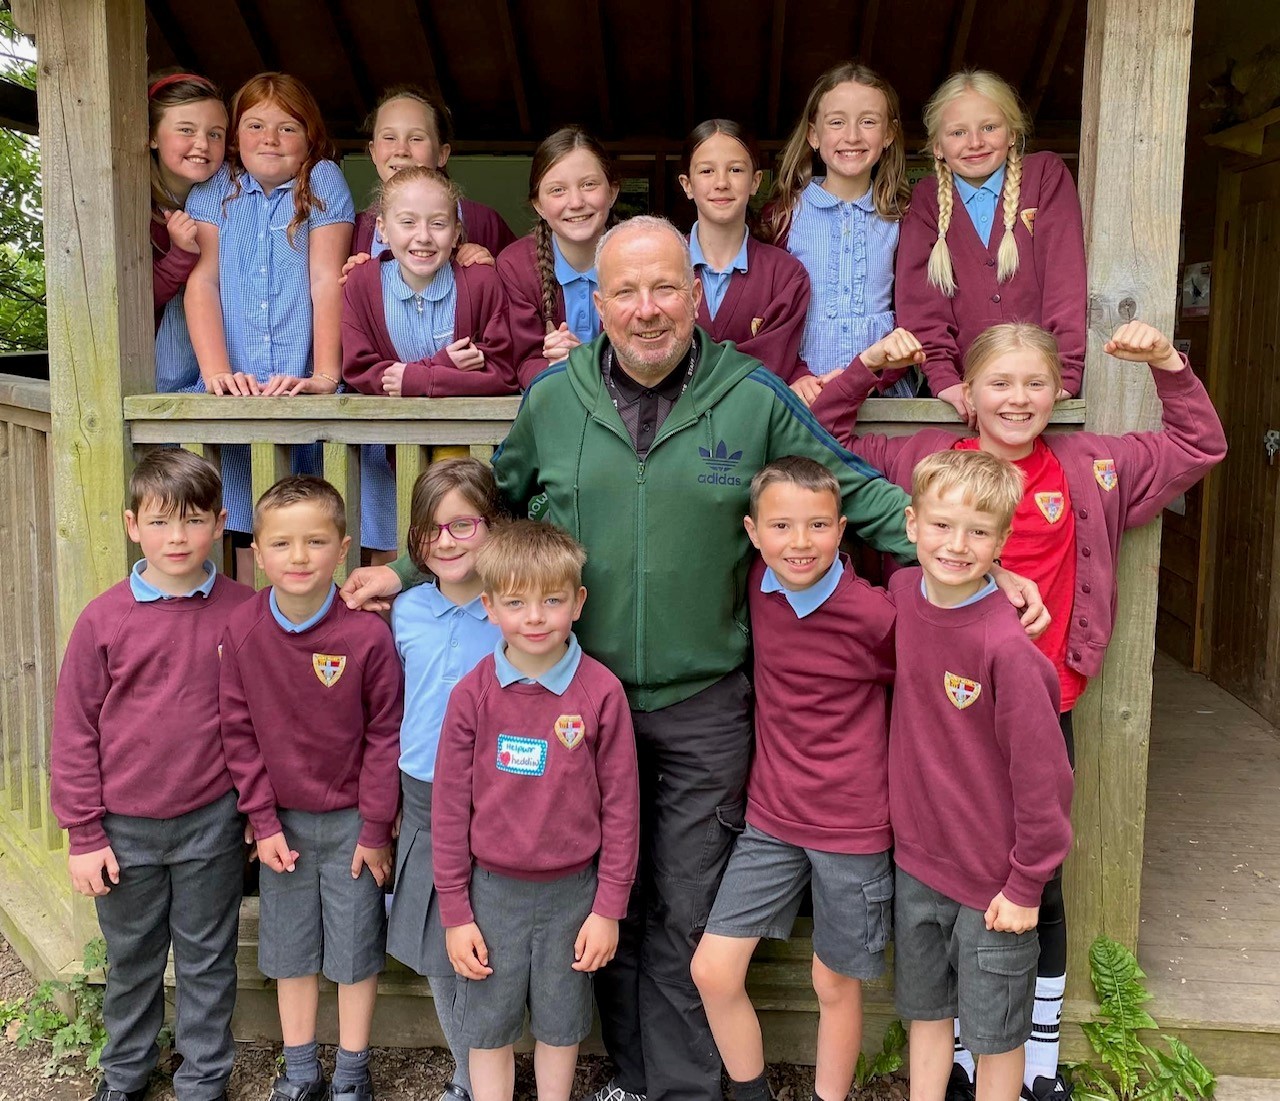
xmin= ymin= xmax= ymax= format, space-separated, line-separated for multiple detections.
xmin=1022 ymin=1074 xmax=1073 ymax=1101
xmin=945 ymin=1065 xmax=976 ymax=1101
xmin=267 ymin=1075 xmax=329 ymax=1101
xmin=94 ymin=1082 xmax=147 ymax=1101
xmin=439 ymin=1085 xmax=472 ymax=1101
xmin=330 ymin=1076 xmax=375 ymax=1100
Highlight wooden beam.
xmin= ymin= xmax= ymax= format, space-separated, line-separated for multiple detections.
xmin=1069 ymin=0 xmax=1194 ymax=1002
xmin=856 ymin=0 xmax=880 ymax=60
xmin=947 ymin=0 xmax=977 ymax=73
xmin=585 ymin=0 xmax=612 ymax=136
xmin=408 ymin=0 xmax=446 ymax=104
xmin=1026 ymin=0 xmax=1077 ymax=120
xmin=8 ymin=0 xmax=36 ymax=35
xmin=767 ymin=0 xmax=786 ymax=137
xmin=231 ymin=0 xmax=277 ymax=72
xmin=680 ymin=2 xmax=695 ymax=132
xmin=319 ymin=0 xmax=375 ymax=119
xmin=146 ymin=0 xmax=195 ymax=69
xmin=1203 ymin=107 xmax=1280 ymax=156
xmin=494 ymin=0 xmax=532 ymax=138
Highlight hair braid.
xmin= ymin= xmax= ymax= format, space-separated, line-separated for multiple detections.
xmin=996 ymin=145 xmax=1022 ymax=284
xmin=927 ymin=159 xmax=957 ymax=297
xmin=534 ymin=218 xmax=558 ymax=334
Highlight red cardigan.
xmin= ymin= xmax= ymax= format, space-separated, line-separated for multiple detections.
xmin=496 ymin=234 xmax=570 ymax=389
xmin=342 ymin=254 xmax=518 ymax=396
xmin=151 ymin=217 xmax=198 ymax=327
xmin=895 ymin=151 xmax=1087 ymax=397
xmin=695 ymin=237 xmax=810 ymax=384
xmin=811 ymin=355 xmax=1226 ymax=678
xmin=353 ymin=197 xmax=517 ymax=259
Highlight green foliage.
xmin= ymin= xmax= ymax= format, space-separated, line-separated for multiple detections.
xmin=1070 ymin=937 xmax=1215 ymax=1101
xmin=0 ymin=9 xmax=46 ymax=352
xmin=0 ymin=938 xmax=111 ymax=1078
xmin=853 ymin=1018 xmax=906 ymax=1088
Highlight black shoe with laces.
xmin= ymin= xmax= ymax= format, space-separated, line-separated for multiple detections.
xmin=1021 ymin=1073 xmax=1073 ymax=1101
xmin=944 ymin=1064 xmax=976 ymax=1101
xmin=266 ymin=1074 xmax=329 ymax=1101
xmin=93 ymin=1083 xmax=147 ymax=1101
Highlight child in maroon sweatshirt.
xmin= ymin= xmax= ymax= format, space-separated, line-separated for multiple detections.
xmin=51 ymin=450 xmax=255 ymax=1101
xmin=219 ymin=476 xmax=403 ymax=1101
xmin=890 ymin=450 xmax=1072 ymax=1101
xmin=433 ymin=520 xmax=639 ymax=1101
xmin=691 ymin=457 xmax=895 ymax=1101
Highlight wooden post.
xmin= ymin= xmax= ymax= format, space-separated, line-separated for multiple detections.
xmin=1069 ymin=0 xmax=1194 ymax=998
xmin=33 ymin=0 xmax=150 ymax=953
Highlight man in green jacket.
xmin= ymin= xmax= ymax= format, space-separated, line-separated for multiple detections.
xmin=340 ymin=217 xmax=1037 ymax=1101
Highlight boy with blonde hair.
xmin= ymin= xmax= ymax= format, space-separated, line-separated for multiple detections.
xmin=889 ymin=450 xmax=1073 ymax=1101
xmin=432 ymin=520 xmax=639 ymax=1101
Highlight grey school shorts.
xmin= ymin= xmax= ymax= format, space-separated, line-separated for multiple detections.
xmin=705 ymin=822 xmax=893 ymax=979
xmin=258 ymin=806 xmax=387 ymax=986
xmin=893 ymin=867 xmax=1039 ymax=1055
xmin=453 ymin=865 xmax=596 ymax=1050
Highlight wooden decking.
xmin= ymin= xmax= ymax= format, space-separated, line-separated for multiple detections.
xmin=1138 ymin=653 xmax=1280 ymax=1076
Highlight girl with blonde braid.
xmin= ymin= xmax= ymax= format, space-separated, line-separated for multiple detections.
xmin=495 ymin=127 xmax=620 ymax=389
xmin=895 ymin=70 xmax=1087 ymax=427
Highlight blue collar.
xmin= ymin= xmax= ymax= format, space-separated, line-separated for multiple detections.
xmin=805 ymin=179 xmax=876 ymax=211
xmin=269 ymin=583 xmax=337 ymax=633
xmin=689 ymin=223 xmax=750 ymax=275
xmin=420 ymin=582 xmax=490 ymax=621
xmin=920 ymin=573 xmax=999 ymax=608
xmin=238 ymin=171 xmax=297 ymax=197
xmin=387 ymin=257 xmax=455 ymax=302
xmin=760 ymin=556 xmax=844 ymax=618
xmin=552 ymin=238 xmax=598 ymax=289
xmin=954 ymin=163 xmax=1006 ymax=205
xmin=129 ymin=558 xmax=217 ymax=603
xmin=494 ymin=632 xmax=582 ymax=695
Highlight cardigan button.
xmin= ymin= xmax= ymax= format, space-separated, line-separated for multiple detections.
xmin=1072 ymin=651 xmax=1082 ymax=662
xmin=1079 ymin=617 xmax=1088 ymax=628
xmin=1081 ymin=583 xmax=1091 ymax=594
xmin=1079 ymin=509 xmax=1088 ymax=519
xmin=986 ymin=258 xmax=995 ymax=267
xmin=1081 ymin=547 xmax=1091 ymax=558
xmin=991 ymin=293 xmax=1002 ymax=303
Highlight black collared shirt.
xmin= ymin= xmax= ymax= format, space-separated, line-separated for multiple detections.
xmin=602 ymin=341 xmax=697 ymax=459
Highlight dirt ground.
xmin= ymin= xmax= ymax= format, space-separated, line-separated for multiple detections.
xmin=0 ymin=937 xmax=905 ymax=1101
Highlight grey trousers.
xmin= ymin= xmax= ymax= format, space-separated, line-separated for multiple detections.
xmin=593 ymin=669 xmax=753 ymax=1101
xmin=96 ymin=789 xmax=244 ymax=1101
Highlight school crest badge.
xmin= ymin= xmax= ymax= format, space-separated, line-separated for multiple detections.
xmin=944 ymin=671 xmax=982 ymax=710
xmin=1093 ymin=458 xmax=1118 ymax=491
xmin=750 ymin=316 xmax=765 ymax=337
xmin=554 ymin=714 xmax=586 ymax=750
xmin=1035 ymin=491 xmax=1065 ymax=524
xmin=1020 ymin=207 xmax=1037 ymax=236
xmin=312 ymin=653 xmax=346 ymax=687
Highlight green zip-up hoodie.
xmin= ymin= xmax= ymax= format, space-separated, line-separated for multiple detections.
xmin=484 ymin=330 xmax=914 ymax=711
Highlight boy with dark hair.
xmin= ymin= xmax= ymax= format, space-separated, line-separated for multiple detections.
xmin=432 ymin=519 xmax=639 ymax=1101
xmin=219 ymin=475 xmax=403 ymax=1101
xmin=890 ymin=450 xmax=1073 ymax=1101
xmin=51 ymin=449 xmax=255 ymax=1101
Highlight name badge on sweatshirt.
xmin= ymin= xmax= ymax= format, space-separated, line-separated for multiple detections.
xmin=944 ymin=671 xmax=982 ymax=710
xmin=496 ymin=735 xmax=547 ymax=777
xmin=1093 ymin=458 xmax=1118 ymax=491
xmin=313 ymin=653 xmax=346 ymax=687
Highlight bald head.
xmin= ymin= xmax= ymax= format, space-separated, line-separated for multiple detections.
xmin=592 ymin=216 xmax=703 ymax=386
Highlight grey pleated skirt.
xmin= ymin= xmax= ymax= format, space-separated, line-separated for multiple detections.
xmin=386 ymin=772 xmax=453 ymax=977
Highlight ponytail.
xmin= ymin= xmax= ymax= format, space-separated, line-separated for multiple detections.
xmin=926 ymin=159 xmax=957 ymax=297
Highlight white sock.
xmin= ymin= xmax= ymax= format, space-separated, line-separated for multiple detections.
xmin=953 ymin=1018 xmax=975 ymax=1083
xmin=1025 ymin=973 xmax=1066 ymax=1088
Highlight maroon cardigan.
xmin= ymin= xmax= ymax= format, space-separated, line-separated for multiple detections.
xmin=495 ymin=233 xmax=568 ymax=389
xmin=353 ymin=197 xmax=517 ymax=259
xmin=341 ymin=254 xmax=518 ymax=396
xmin=811 ymin=355 xmax=1226 ymax=678
xmin=695 ymin=237 xmax=811 ymax=384
xmin=151 ymin=217 xmax=198 ymax=328
xmin=895 ymin=151 xmax=1088 ymax=397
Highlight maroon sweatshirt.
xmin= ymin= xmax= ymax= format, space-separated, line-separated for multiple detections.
xmin=496 ymin=234 xmax=569 ymax=389
xmin=51 ymin=575 xmax=256 ymax=854
xmin=353 ymin=198 xmax=518 ymax=260
xmin=695 ymin=237 xmax=811 ymax=384
xmin=219 ymin=590 xmax=404 ymax=849
xmin=887 ymin=569 xmax=1072 ymax=911
xmin=746 ymin=555 xmax=895 ymax=853
xmin=341 ymin=254 xmax=518 ymax=396
xmin=151 ymin=216 xmax=199 ymax=327
xmin=432 ymin=652 xmax=640 ymax=928
xmin=895 ymin=152 xmax=1088 ymax=397
xmin=811 ymin=356 xmax=1226 ymax=678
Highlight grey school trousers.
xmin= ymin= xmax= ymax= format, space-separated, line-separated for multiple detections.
xmin=593 ymin=669 xmax=753 ymax=1101
xmin=95 ymin=789 xmax=244 ymax=1101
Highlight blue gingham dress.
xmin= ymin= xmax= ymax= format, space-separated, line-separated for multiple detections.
xmin=359 ymin=262 xmax=458 ymax=550
xmin=186 ymin=160 xmax=355 ymax=531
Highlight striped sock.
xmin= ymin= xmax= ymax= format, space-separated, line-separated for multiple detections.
xmin=953 ymin=1019 xmax=975 ymax=1083
xmin=1025 ymin=973 xmax=1066 ymax=1088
